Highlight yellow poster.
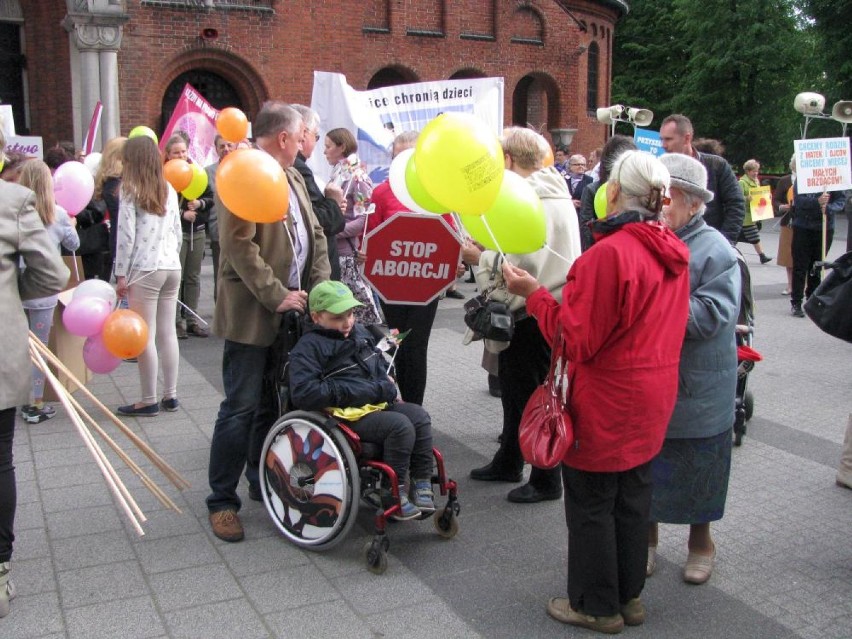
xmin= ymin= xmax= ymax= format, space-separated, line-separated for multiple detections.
xmin=749 ymin=185 xmax=774 ymax=221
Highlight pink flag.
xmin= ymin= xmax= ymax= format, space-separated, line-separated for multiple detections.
xmin=159 ymin=83 xmax=219 ymax=167
xmin=84 ymin=101 xmax=103 ymax=155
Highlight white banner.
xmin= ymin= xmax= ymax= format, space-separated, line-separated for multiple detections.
xmin=308 ymin=71 xmax=504 ymax=186
xmin=5 ymin=135 xmax=43 ymax=159
xmin=794 ymin=137 xmax=852 ymax=194
xmin=0 ymin=105 xmax=15 ymax=138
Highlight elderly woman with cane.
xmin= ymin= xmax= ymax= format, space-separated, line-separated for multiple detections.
xmin=647 ymin=153 xmax=741 ymax=585
xmin=114 ymin=136 xmax=182 ymax=416
xmin=503 ymin=150 xmax=690 ymax=633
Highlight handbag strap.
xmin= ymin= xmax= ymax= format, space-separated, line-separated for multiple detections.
xmin=546 ymin=321 xmax=567 ymax=390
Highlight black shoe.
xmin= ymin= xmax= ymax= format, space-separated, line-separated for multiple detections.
xmin=470 ymin=462 xmax=523 ymax=482
xmin=248 ymin=483 xmax=263 ymax=502
xmin=507 ymin=482 xmax=562 ymax=503
xmin=759 ymin=254 xmax=773 ymax=264
xmin=160 ymin=397 xmax=180 ymax=412
xmin=465 ymin=275 xmax=476 ymax=283
xmin=791 ymin=303 xmax=805 ymax=318
xmin=116 ymin=403 xmax=159 ymax=417
xmin=445 ymin=289 xmax=465 ymax=300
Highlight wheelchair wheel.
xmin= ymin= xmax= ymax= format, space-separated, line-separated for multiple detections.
xmin=744 ymin=391 xmax=754 ymax=422
xmin=259 ymin=411 xmax=360 ymax=550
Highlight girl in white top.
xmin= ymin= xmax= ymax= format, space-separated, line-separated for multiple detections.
xmin=114 ymin=136 xmax=182 ymax=416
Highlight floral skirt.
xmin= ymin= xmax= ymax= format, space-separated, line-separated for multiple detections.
xmin=650 ymin=428 xmax=732 ymax=524
xmin=339 ymin=255 xmax=382 ymax=325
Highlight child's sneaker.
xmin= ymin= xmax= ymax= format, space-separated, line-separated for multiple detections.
xmin=411 ymin=478 xmax=436 ymax=513
xmin=390 ymin=493 xmax=421 ymax=521
xmin=21 ymin=404 xmax=56 ymax=424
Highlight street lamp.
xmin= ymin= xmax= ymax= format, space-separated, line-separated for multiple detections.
xmin=595 ymin=104 xmax=654 ymax=136
xmin=793 ymin=92 xmax=852 ymax=138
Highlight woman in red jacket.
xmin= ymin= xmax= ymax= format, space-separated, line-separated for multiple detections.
xmin=503 ymin=150 xmax=690 ymax=634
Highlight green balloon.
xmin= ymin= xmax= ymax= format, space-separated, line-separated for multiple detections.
xmin=405 ymin=153 xmax=448 ymax=214
xmin=181 ymin=163 xmax=208 ymax=200
xmin=128 ymin=125 xmax=158 ymax=144
xmin=460 ymin=170 xmax=545 ymax=254
xmin=594 ymin=181 xmax=609 ymax=219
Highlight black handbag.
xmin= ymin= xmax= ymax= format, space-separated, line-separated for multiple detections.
xmin=804 ymin=251 xmax=852 ymax=343
xmin=463 ymin=255 xmax=514 ymax=342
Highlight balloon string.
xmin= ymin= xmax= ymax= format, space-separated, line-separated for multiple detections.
xmin=177 ymin=300 xmax=208 ymax=327
xmin=71 ymin=251 xmax=80 ymax=282
xmin=481 ymin=217 xmax=506 ymax=263
xmin=544 ymin=244 xmax=573 ymax=266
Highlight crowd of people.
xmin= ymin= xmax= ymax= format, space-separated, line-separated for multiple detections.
xmin=0 ymin=103 xmax=849 ymax=631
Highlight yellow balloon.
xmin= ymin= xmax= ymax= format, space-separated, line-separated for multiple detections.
xmin=181 ymin=162 xmax=208 ymax=200
xmin=460 ymin=170 xmax=546 ymax=254
xmin=128 ymin=126 xmax=158 ymax=144
xmin=415 ymin=113 xmax=504 ymax=216
xmin=594 ymin=181 xmax=609 ymax=219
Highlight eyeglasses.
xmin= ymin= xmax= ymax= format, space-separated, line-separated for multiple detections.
xmin=570 ymin=163 xmax=586 ymax=167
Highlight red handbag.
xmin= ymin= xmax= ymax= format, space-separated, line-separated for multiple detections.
xmin=519 ymin=323 xmax=573 ymax=469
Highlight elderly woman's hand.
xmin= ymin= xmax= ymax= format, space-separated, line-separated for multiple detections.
xmin=502 ymin=261 xmax=541 ymax=298
xmin=461 ymin=240 xmax=482 ymax=266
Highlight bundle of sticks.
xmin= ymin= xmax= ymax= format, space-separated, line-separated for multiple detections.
xmin=28 ymin=332 xmax=190 ymax=536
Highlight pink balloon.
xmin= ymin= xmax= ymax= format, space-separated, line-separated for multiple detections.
xmin=83 ymin=334 xmax=121 ymax=374
xmin=62 ymin=296 xmax=112 ymax=337
xmin=53 ymin=161 xmax=95 ymax=216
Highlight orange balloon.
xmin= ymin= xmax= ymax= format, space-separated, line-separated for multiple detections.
xmin=217 ymin=107 xmax=249 ymax=143
xmin=101 ymin=309 xmax=149 ymax=359
xmin=216 ymin=149 xmax=290 ymax=223
xmin=543 ymin=146 xmax=554 ymax=167
xmin=164 ymin=159 xmax=193 ymax=192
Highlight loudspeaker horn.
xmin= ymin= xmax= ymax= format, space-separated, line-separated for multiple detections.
xmin=595 ymin=105 xmax=624 ymax=125
xmin=627 ymin=108 xmax=654 ymax=127
xmin=831 ymin=101 xmax=852 ymax=124
xmin=794 ymin=92 xmax=825 ymax=116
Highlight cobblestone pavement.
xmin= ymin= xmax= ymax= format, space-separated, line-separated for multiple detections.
xmin=4 ymin=220 xmax=851 ymax=639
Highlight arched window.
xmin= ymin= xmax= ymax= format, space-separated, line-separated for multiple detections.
xmin=367 ymin=66 xmax=417 ymax=90
xmin=160 ymin=69 xmax=242 ymax=133
xmin=0 ymin=0 xmax=26 ymax=132
xmin=510 ymin=6 xmax=544 ymax=45
xmin=586 ymin=41 xmax=599 ymax=112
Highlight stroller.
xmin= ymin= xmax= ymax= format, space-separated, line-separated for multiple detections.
xmin=733 ymin=251 xmax=763 ymax=446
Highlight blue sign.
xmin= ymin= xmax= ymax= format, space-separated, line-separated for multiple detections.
xmin=634 ymin=129 xmax=664 ymax=157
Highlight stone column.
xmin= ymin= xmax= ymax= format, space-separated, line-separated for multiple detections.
xmin=99 ymin=47 xmax=120 ymax=142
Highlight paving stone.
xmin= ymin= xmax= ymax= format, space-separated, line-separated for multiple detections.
xmin=64 ymin=596 xmax=164 ymax=639
xmin=57 ymin=561 xmax=148 ymax=608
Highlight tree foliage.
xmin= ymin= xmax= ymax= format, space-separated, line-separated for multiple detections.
xmin=611 ymin=0 xmax=843 ymax=171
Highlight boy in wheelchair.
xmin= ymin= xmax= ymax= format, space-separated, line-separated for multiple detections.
xmin=288 ymin=281 xmax=435 ymax=521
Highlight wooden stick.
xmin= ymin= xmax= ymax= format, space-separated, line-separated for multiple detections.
xmin=63 ymin=389 xmax=182 ymax=514
xmin=28 ymin=334 xmax=190 ymax=490
xmin=30 ymin=345 xmax=145 ymax=535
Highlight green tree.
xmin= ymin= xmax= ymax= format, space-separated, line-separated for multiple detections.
xmin=803 ymin=0 xmax=852 ymax=100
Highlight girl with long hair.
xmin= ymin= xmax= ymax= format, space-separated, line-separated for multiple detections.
xmin=19 ymin=160 xmax=79 ymax=423
xmin=94 ymin=136 xmax=126 ymax=277
xmin=114 ymin=136 xmax=182 ymax=416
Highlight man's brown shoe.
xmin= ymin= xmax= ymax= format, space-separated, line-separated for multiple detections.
xmin=547 ymin=597 xmax=624 ymax=634
xmin=187 ymin=324 xmax=209 ymax=338
xmin=620 ymin=597 xmax=645 ymax=626
xmin=209 ymin=509 xmax=244 ymax=542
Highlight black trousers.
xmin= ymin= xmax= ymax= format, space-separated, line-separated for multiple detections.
xmin=0 ymin=407 xmax=16 ymax=562
xmin=792 ymin=226 xmax=833 ymax=305
xmin=562 ymin=462 xmax=652 ymax=617
xmin=492 ymin=317 xmax=561 ymax=492
xmin=380 ymin=299 xmax=439 ymax=406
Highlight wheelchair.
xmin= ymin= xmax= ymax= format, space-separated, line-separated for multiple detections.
xmin=256 ymin=316 xmax=460 ymax=574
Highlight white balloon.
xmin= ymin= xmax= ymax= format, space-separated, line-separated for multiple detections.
xmin=387 ymin=148 xmax=431 ymax=215
xmin=83 ymin=152 xmax=102 ymax=176
xmin=72 ymin=278 xmax=117 ymax=308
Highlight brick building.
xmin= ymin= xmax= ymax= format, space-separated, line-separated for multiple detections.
xmin=1 ymin=0 xmax=627 ymax=156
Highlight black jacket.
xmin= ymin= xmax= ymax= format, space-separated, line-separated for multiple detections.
xmin=696 ymin=151 xmax=745 ymax=244
xmin=295 ymin=153 xmax=345 ymax=279
xmin=289 ymin=323 xmax=396 ymax=411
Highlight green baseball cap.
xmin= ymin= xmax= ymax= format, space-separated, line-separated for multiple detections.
xmin=309 ymin=280 xmax=363 ymax=314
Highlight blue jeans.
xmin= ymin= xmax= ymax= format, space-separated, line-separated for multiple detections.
xmin=207 ymin=340 xmax=277 ymax=513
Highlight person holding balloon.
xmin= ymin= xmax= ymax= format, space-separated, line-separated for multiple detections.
xmin=464 ymin=127 xmax=582 ymax=504
xmin=206 ymin=102 xmax=330 ymax=543
xmin=0 ymin=128 xmax=70 ymax=618
xmin=502 ymin=150 xmax=690 ymax=634
xmin=94 ymin=136 xmax=127 ymax=278
xmin=113 ymin=136 xmax=183 ymax=417
xmin=18 ymin=160 xmax=79 ymax=424
xmin=164 ymin=133 xmax=213 ymax=339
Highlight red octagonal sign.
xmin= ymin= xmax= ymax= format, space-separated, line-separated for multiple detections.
xmin=363 ymin=212 xmax=463 ymax=305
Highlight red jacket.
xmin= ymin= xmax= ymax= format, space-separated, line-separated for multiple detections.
xmin=367 ymin=181 xmax=458 ymax=234
xmin=526 ymin=217 xmax=690 ymax=472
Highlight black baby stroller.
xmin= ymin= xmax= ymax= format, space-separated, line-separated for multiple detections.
xmin=257 ymin=313 xmax=460 ymax=574
xmin=733 ymin=251 xmax=763 ymax=446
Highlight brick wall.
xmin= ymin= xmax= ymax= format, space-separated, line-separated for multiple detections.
xmin=21 ymin=0 xmax=621 ymax=157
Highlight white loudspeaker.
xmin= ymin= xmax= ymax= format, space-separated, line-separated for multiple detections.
xmin=627 ymin=108 xmax=654 ymax=127
xmin=595 ymin=105 xmax=624 ymax=125
xmin=831 ymin=101 xmax=852 ymax=124
xmin=794 ymin=92 xmax=826 ymax=115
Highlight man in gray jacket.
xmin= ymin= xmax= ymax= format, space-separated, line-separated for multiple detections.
xmin=660 ymin=114 xmax=745 ymax=244
xmin=0 ymin=127 xmax=70 ymax=617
